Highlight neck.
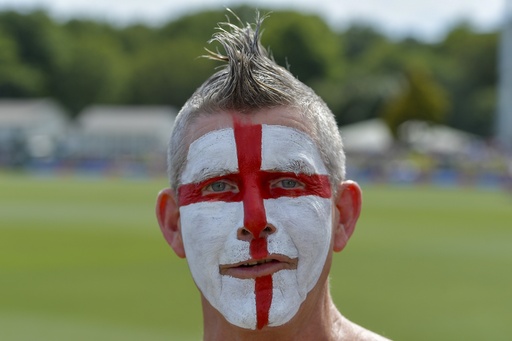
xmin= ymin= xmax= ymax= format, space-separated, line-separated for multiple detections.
xmin=202 ymin=280 xmax=346 ymax=341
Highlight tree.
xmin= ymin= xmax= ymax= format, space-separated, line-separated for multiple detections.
xmin=381 ymin=66 xmax=450 ymax=137
xmin=0 ymin=27 xmax=44 ymax=96
xmin=321 ymin=25 xmax=418 ymax=125
xmin=261 ymin=11 xmax=344 ymax=84
xmin=342 ymin=24 xmax=388 ymax=62
xmin=52 ymin=22 xmax=130 ymax=116
xmin=158 ymin=9 xmax=225 ymax=42
xmin=128 ymin=38 xmax=219 ymax=107
xmin=67 ymin=44 xmax=127 ymax=115
xmin=0 ymin=7 xmax=500 ymax=136
xmin=435 ymin=22 xmax=498 ymax=136
xmin=0 ymin=10 xmax=70 ymax=97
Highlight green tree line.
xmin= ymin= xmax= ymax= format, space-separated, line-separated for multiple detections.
xmin=0 ymin=6 xmax=500 ymax=137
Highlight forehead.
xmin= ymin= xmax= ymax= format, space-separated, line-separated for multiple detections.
xmin=181 ymin=108 xmax=326 ymax=184
xmin=186 ymin=107 xmax=313 ymax=146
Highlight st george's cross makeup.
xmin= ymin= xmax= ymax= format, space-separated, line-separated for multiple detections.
xmin=177 ymin=121 xmax=333 ymax=330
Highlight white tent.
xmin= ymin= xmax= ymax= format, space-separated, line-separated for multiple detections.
xmin=0 ymin=98 xmax=69 ymax=159
xmin=71 ymin=105 xmax=176 ymax=159
xmin=339 ymin=119 xmax=394 ymax=153
xmin=398 ymin=120 xmax=480 ymax=154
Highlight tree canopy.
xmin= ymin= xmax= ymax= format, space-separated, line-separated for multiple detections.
xmin=0 ymin=8 xmax=500 ymax=137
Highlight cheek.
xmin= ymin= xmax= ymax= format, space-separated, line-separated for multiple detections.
xmin=180 ymin=201 xmax=240 ymax=258
xmin=265 ymin=196 xmax=332 ymax=290
xmin=179 ymin=202 xmax=245 ymax=290
xmin=179 ymin=201 xmax=257 ymax=329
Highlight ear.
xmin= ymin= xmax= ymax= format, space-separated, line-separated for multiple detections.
xmin=156 ymin=188 xmax=186 ymax=258
xmin=332 ymin=180 xmax=362 ymax=252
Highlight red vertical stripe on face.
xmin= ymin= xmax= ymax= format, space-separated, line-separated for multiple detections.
xmin=233 ymin=123 xmax=268 ymax=243
xmin=233 ymin=120 xmax=270 ymax=329
xmin=255 ymin=275 xmax=272 ymax=330
xmin=250 ymin=237 xmax=268 ymax=261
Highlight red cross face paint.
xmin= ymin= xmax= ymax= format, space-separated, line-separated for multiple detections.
xmin=178 ymin=123 xmax=332 ymax=330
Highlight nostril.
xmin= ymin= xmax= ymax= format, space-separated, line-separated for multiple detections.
xmin=237 ymin=225 xmax=276 ymax=241
xmin=237 ymin=227 xmax=253 ymax=241
xmin=261 ymin=225 xmax=276 ymax=236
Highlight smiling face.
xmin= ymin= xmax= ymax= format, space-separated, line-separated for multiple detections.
xmin=176 ymin=108 xmax=334 ymax=330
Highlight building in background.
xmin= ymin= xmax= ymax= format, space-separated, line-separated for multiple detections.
xmin=0 ymin=100 xmax=177 ymax=175
xmin=497 ymin=0 xmax=512 ymax=149
xmin=67 ymin=105 xmax=176 ymax=173
xmin=0 ymin=98 xmax=69 ymax=167
xmin=340 ymin=119 xmax=394 ymax=154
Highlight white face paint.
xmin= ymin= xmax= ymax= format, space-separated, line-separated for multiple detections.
xmin=178 ymin=124 xmax=332 ymax=329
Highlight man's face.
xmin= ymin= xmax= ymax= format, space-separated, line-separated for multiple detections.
xmin=177 ymin=108 xmax=334 ymax=330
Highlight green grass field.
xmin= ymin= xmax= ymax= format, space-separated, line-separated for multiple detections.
xmin=1 ymin=172 xmax=511 ymax=340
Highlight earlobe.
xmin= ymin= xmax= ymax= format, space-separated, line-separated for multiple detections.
xmin=332 ymin=181 xmax=362 ymax=252
xmin=156 ymin=188 xmax=186 ymax=258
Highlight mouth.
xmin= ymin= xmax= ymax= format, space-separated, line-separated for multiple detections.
xmin=219 ymin=255 xmax=298 ymax=279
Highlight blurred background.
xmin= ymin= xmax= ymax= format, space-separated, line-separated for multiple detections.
xmin=1 ymin=0 xmax=511 ymax=340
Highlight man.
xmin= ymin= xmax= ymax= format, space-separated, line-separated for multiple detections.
xmin=156 ymin=12 xmax=390 ymax=341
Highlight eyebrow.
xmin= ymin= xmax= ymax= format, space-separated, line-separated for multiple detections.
xmin=190 ymin=167 xmax=238 ymax=184
xmin=266 ymin=159 xmax=316 ymax=175
xmin=187 ymin=160 xmax=315 ymax=184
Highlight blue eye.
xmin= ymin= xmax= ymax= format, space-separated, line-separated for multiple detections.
xmin=281 ymin=179 xmax=298 ymax=188
xmin=203 ymin=180 xmax=238 ymax=194
xmin=209 ymin=182 xmax=227 ymax=192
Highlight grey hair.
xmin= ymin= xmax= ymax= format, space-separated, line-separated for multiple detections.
xmin=167 ymin=11 xmax=345 ymax=193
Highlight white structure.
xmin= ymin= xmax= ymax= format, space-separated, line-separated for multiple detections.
xmin=398 ymin=120 xmax=480 ymax=155
xmin=339 ymin=118 xmax=480 ymax=155
xmin=497 ymin=0 xmax=512 ymax=149
xmin=70 ymin=105 xmax=176 ymax=160
xmin=339 ymin=119 xmax=394 ymax=153
xmin=0 ymin=98 xmax=69 ymax=164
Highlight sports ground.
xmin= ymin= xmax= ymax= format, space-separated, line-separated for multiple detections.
xmin=1 ymin=172 xmax=511 ymax=340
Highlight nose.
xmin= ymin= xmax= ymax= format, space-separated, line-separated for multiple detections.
xmin=237 ymin=224 xmax=276 ymax=242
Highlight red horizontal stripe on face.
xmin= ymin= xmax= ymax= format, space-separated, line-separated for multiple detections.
xmin=261 ymin=171 xmax=331 ymax=199
xmin=177 ymin=171 xmax=331 ymax=206
xmin=178 ymin=174 xmax=242 ymax=206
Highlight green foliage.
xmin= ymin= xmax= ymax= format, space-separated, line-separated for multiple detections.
xmin=158 ymin=9 xmax=225 ymax=42
xmin=0 ymin=12 xmax=55 ymax=97
xmin=0 ymin=8 xmax=500 ymax=136
xmin=342 ymin=24 xmax=388 ymax=62
xmin=0 ymin=27 xmax=45 ymax=96
xmin=129 ymin=38 xmax=219 ymax=107
xmin=321 ymin=73 xmax=401 ymax=126
xmin=118 ymin=24 xmax=159 ymax=53
xmin=381 ymin=66 xmax=450 ymax=137
xmin=1 ymin=173 xmax=511 ymax=340
xmin=435 ymin=23 xmax=499 ymax=136
xmin=53 ymin=33 xmax=130 ymax=115
xmin=262 ymin=11 xmax=344 ymax=83
xmin=0 ymin=11 xmax=63 ymax=71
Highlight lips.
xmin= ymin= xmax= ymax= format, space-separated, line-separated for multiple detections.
xmin=219 ymin=255 xmax=298 ymax=279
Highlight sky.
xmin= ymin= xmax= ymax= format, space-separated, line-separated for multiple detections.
xmin=0 ymin=0 xmax=509 ymax=41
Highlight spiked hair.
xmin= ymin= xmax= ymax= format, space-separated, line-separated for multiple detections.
xmin=167 ymin=12 xmax=345 ymax=192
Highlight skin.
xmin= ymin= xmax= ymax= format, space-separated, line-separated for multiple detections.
xmin=156 ymin=106 xmax=390 ymax=341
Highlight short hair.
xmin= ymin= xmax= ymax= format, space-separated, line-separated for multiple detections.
xmin=167 ymin=11 xmax=345 ymax=193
